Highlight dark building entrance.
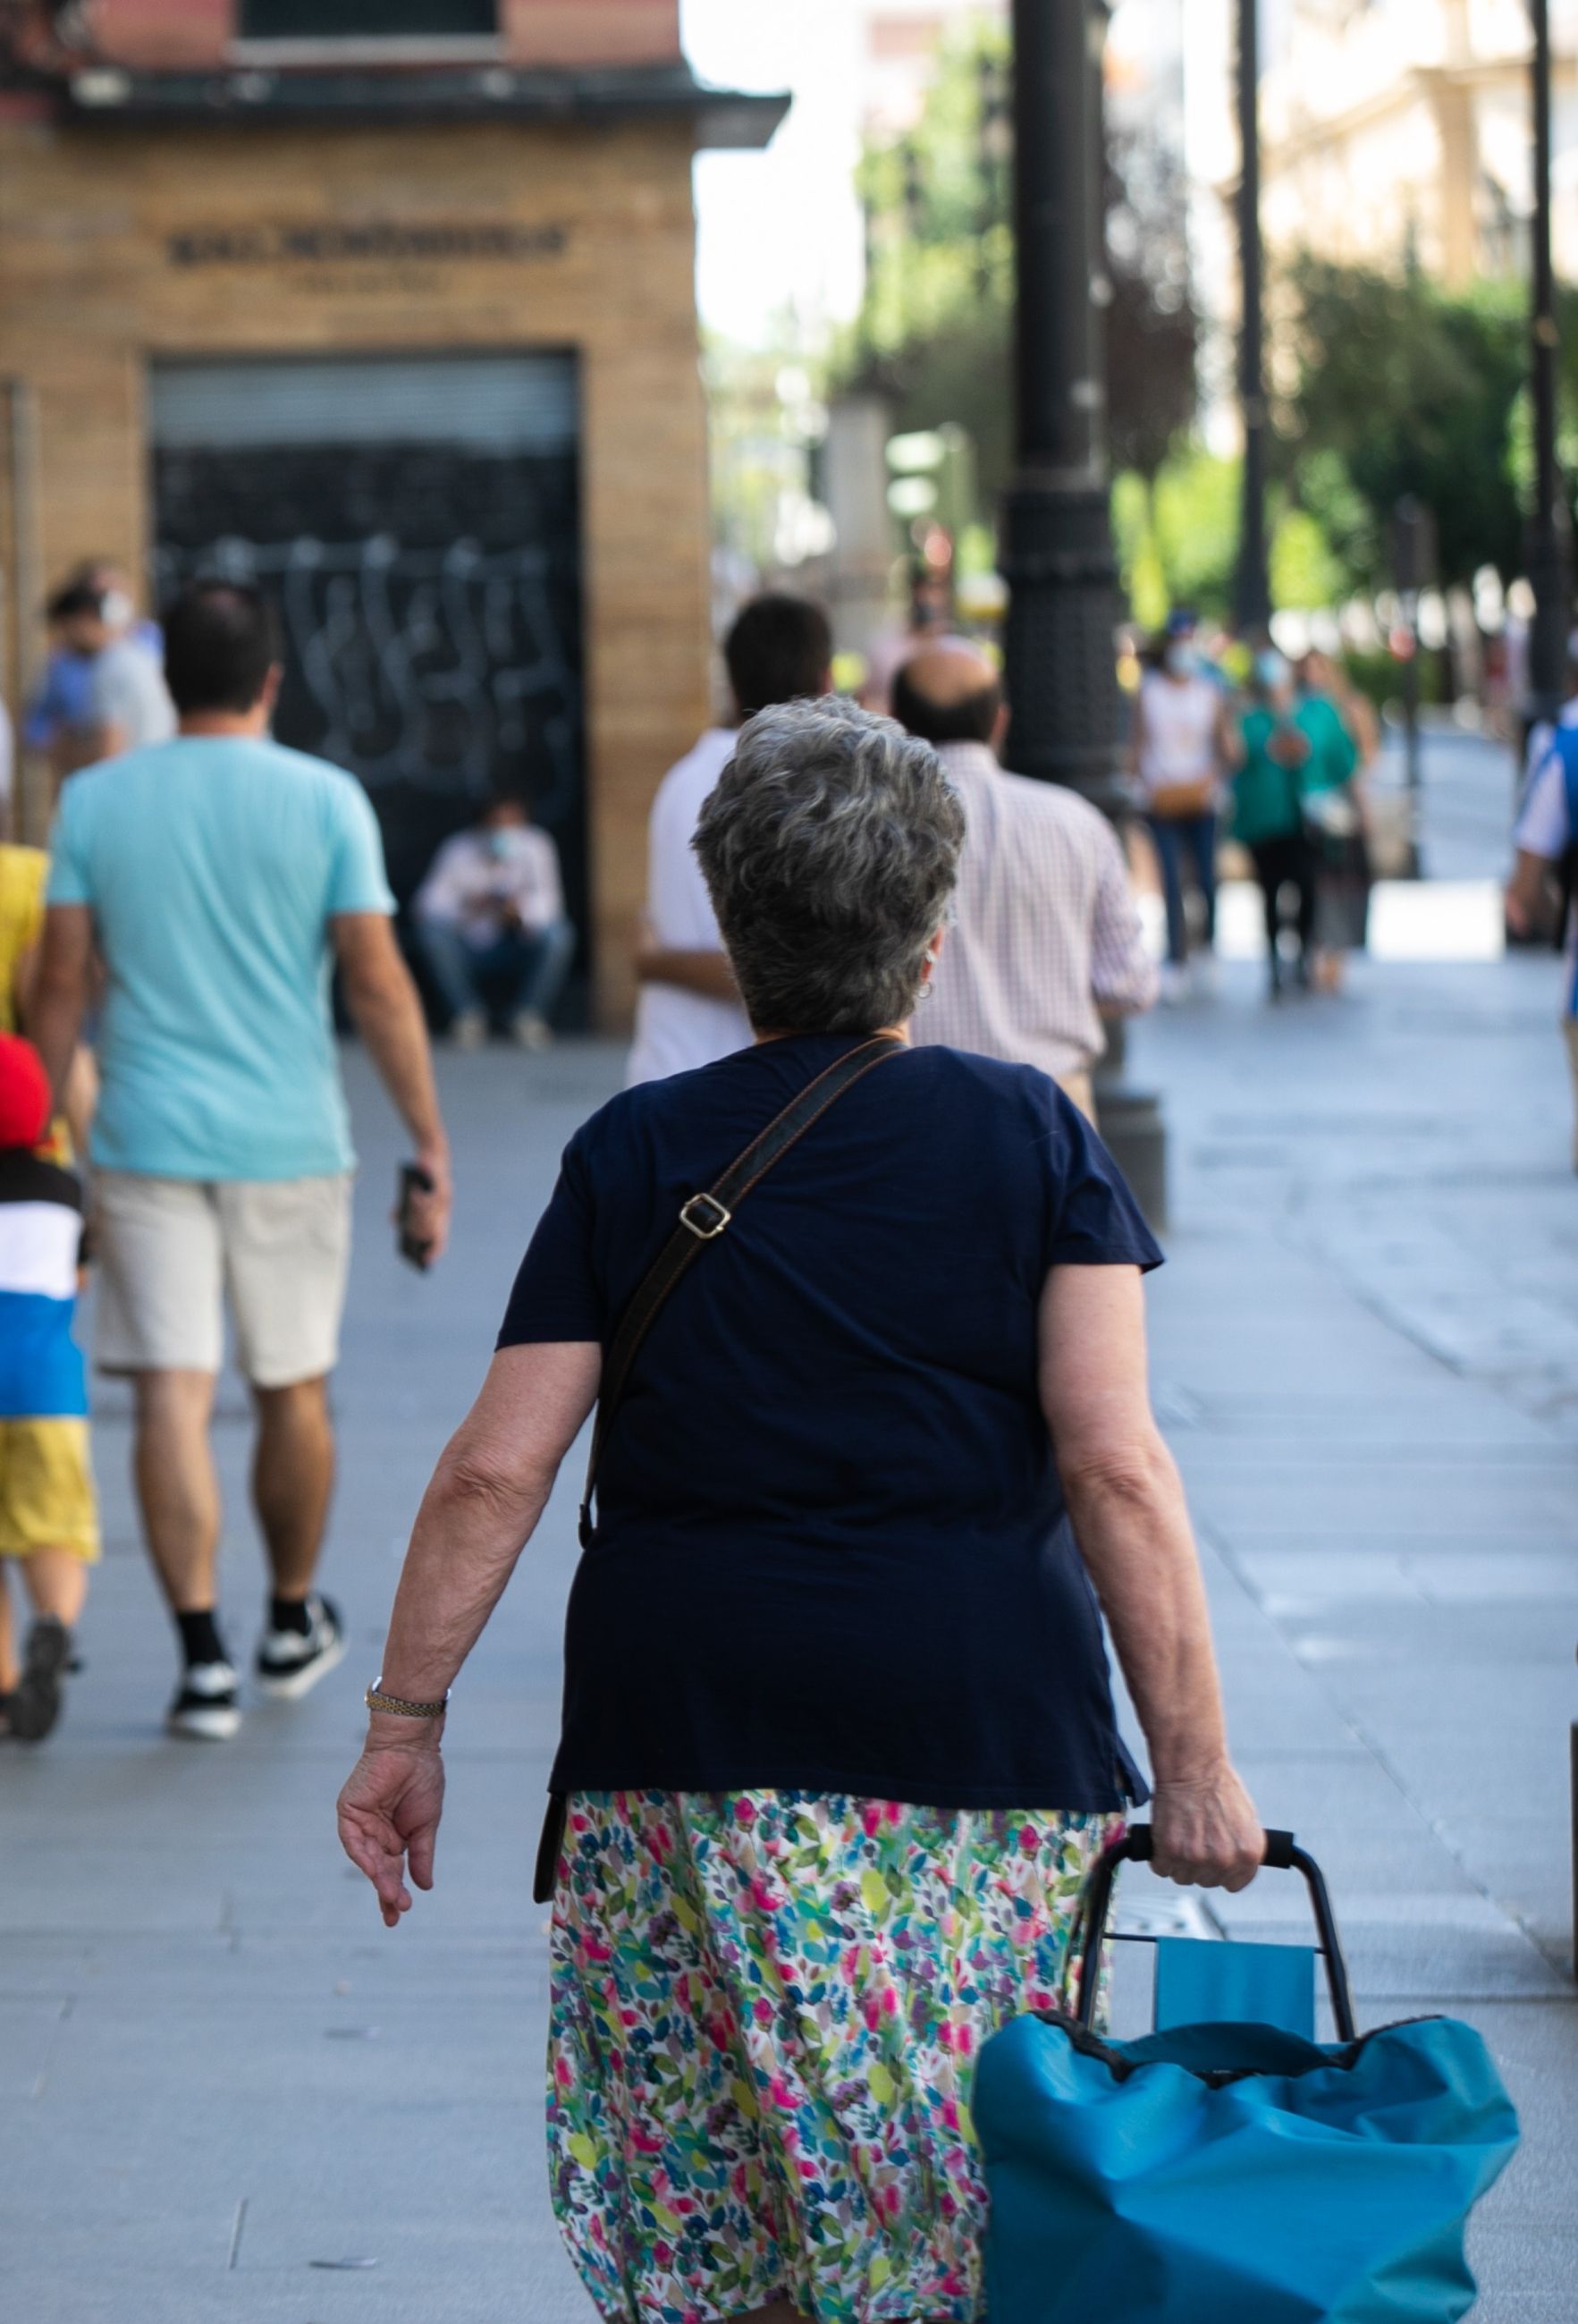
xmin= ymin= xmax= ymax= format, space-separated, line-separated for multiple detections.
xmin=150 ymin=351 xmax=586 ymax=996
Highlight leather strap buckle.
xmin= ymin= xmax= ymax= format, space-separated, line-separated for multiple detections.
xmin=679 ymin=1190 xmax=732 ymax=1239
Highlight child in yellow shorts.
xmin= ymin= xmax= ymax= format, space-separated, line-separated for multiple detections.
xmin=0 ymin=1033 xmax=97 ymax=1741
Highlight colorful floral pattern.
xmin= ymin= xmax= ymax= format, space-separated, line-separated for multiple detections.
xmin=547 ymin=1788 xmax=1123 ymax=2324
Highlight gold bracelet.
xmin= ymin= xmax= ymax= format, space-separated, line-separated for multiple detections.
xmin=366 ymin=1678 xmax=450 ymax=1720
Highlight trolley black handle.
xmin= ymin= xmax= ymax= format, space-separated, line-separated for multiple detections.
xmin=1074 ymin=1825 xmax=1357 ymax=2043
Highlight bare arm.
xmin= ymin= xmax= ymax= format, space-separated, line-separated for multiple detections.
xmin=29 ymin=906 xmax=96 ymax=1112
xmin=1039 ymin=1263 xmax=1262 ymax=1889
xmin=1506 ymin=846 xmax=1556 ymax=938
xmin=337 ymin=1341 xmax=602 ymax=1925
xmin=13 ymin=936 xmax=98 ymax=1150
xmin=332 ymin=911 xmax=452 ymax=1260
xmin=1089 ymin=824 xmax=1160 ymax=1020
xmin=634 ymin=926 xmax=739 ymax=1002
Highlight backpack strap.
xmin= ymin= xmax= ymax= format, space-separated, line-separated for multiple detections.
xmin=576 ymin=1033 xmax=904 ymax=1551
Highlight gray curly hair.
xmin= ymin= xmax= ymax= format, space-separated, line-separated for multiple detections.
xmin=692 ymin=697 xmax=965 ymax=1035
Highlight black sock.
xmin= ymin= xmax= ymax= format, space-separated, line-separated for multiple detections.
xmin=177 ymin=1609 xmax=228 ymax=1669
xmin=268 ymin=1595 xmax=313 ymax=1636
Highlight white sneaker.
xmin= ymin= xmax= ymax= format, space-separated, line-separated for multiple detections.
xmin=254 ymin=1594 xmax=346 ymax=1703
xmin=449 ymin=1009 xmax=487 ymax=1052
xmin=167 ymin=1661 xmax=241 ymax=1742
xmin=511 ymin=1010 xmax=553 ymax=1052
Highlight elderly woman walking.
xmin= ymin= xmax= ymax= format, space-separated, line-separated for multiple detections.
xmin=339 ymin=699 xmax=1262 ymax=2324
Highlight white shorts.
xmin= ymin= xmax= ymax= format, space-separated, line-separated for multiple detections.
xmin=93 ymin=1171 xmax=353 ymax=1388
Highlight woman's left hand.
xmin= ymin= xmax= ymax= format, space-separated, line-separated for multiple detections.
xmin=337 ymin=1739 xmax=446 ymax=1929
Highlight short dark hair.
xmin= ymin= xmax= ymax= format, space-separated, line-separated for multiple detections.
xmin=162 ymin=580 xmax=280 ymax=714
xmin=46 ymin=582 xmax=105 ymax=624
xmin=723 ymin=592 xmax=832 ymax=722
xmin=890 ymin=659 xmax=1002 ymax=747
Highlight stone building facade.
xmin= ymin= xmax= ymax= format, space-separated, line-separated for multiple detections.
xmin=0 ymin=1 xmax=783 ymax=1022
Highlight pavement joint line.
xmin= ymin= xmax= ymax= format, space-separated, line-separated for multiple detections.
xmin=1194 ymin=1515 xmax=1556 ymax=1965
xmin=26 ymin=1994 xmax=74 ymax=2100
xmin=226 ymin=2197 xmax=249 ymax=2273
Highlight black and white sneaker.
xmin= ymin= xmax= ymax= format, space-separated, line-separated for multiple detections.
xmin=255 ymin=1594 xmax=345 ymax=1702
xmin=167 ymin=1661 xmax=241 ymax=1742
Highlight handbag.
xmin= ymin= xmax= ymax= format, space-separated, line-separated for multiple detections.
xmin=1148 ymin=777 xmax=1216 ymax=821
xmin=531 ymin=1032 xmax=904 ymax=1904
xmin=975 ymin=1825 xmax=1520 ymax=2322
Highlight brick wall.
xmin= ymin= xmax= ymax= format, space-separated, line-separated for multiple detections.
xmin=97 ymin=0 xmax=681 ymax=69
xmin=0 ymin=112 xmax=709 ymax=1026
xmin=95 ymin=0 xmax=230 ymax=69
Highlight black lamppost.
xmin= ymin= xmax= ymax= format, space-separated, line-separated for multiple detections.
xmin=1234 ymin=0 xmax=1271 ymax=638
xmin=1000 ymin=0 xmax=1166 ymax=1225
xmin=1000 ymin=0 xmax=1126 ymax=813
xmin=1527 ymin=0 xmax=1570 ymax=735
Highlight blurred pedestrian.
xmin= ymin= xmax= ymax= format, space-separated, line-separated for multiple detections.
xmin=0 ymin=837 xmax=96 ymax=1162
xmin=1294 ymin=653 xmax=1367 ymax=993
xmin=1131 ymin=610 xmax=1234 ymax=1000
xmin=859 ymin=560 xmax=958 ymax=713
xmin=626 ymin=591 xmax=832 ymax=1086
xmin=23 ymin=560 xmax=158 ymax=770
xmin=1518 ymin=631 xmax=1578 ymax=816
xmin=0 ymin=1034 xmax=96 ymax=1744
xmin=893 ymin=641 xmax=1155 ymax=1116
xmin=1230 ymin=650 xmax=1318 ymax=1000
xmin=338 ymin=697 xmax=1262 ymax=2324
xmin=30 ymin=580 xmax=451 ymax=1741
xmin=39 ymin=578 xmax=175 ymax=773
xmin=1506 ymin=726 xmax=1578 ymax=1169
xmin=413 ymin=789 xmax=574 ymax=1051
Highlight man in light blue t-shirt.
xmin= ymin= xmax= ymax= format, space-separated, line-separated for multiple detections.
xmin=33 ymin=581 xmax=451 ymax=1741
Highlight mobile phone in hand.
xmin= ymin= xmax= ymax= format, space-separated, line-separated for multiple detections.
xmin=397 ymin=1162 xmax=436 ymax=1272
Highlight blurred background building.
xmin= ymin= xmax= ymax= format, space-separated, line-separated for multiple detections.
xmin=0 ymin=0 xmax=783 ymax=1021
xmin=1254 ymin=0 xmax=1578 ymax=287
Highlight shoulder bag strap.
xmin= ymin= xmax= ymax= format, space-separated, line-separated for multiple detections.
xmin=576 ymin=1033 xmax=904 ymax=1551
xmin=535 ymin=1032 xmax=900 ymax=1906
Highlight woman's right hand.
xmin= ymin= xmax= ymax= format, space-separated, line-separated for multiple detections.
xmin=1149 ymin=1762 xmax=1264 ymax=1892
xmin=337 ymin=1734 xmax=446 ymax=1929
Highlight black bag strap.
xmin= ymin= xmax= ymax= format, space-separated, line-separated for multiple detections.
xmin=576 ymin=1033 xmax=904 ymax=1551
xmin=1066 ymin=1824 xmax=1357 ymax=2042
xmin=534 ymin=1034 xmax=904 ymax=1906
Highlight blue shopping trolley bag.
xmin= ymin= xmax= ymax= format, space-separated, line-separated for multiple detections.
xmin=975 ymin=1829 xmax=1520 ymax=2323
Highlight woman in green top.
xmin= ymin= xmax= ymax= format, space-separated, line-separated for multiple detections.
xmin=1231 ymin=651 xmax=1316 ymax=999
xmin=1295 ymin=653 xmax=1366 ymax=990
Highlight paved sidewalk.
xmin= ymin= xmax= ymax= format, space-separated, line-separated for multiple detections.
xmin=3 ymin=736 xmax=1574 ymax=2320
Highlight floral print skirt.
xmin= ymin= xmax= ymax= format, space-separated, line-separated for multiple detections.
xmin=546 ymin=1787 xmax=1123 ymax=2324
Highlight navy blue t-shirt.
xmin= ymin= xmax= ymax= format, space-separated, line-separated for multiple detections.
xmin=499 ymin=1035 xmax=1163 ymax=1809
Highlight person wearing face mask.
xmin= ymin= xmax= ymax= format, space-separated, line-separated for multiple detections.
xmin=1130 ymin=612 xmax=1235 ymax=999
xmin=1230 ymin=650 xmax=1317 ymax=1000
xmin=42 ymin=576 xmax=176 ymax=775
xmin=412 ymin=789 xmax=576 ymax=1050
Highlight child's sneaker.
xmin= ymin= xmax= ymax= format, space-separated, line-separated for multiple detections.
xmin=6 ymin=1616 xmax=72 ymax=1742
xmin=167 ymin=1661 xmax=241 ymax=1741
xmin=255 ymin=1594 xmax=345 ymax=1702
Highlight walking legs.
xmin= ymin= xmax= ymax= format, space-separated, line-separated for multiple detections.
xmin=131 ymin=1369 xmax=221 ymax=1612
xmin=250 ymin=1375 xmax=334 ymax=1600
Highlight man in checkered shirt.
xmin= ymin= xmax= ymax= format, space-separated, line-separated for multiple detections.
xmin=896 ymin=643 xmax=1157 ymax=1118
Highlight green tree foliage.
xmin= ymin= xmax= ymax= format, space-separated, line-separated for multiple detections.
xmin=1280 ymin=258 xmax=1528 ymax=589
xmin=842 ymin=20 xmax=1196 ymax=509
